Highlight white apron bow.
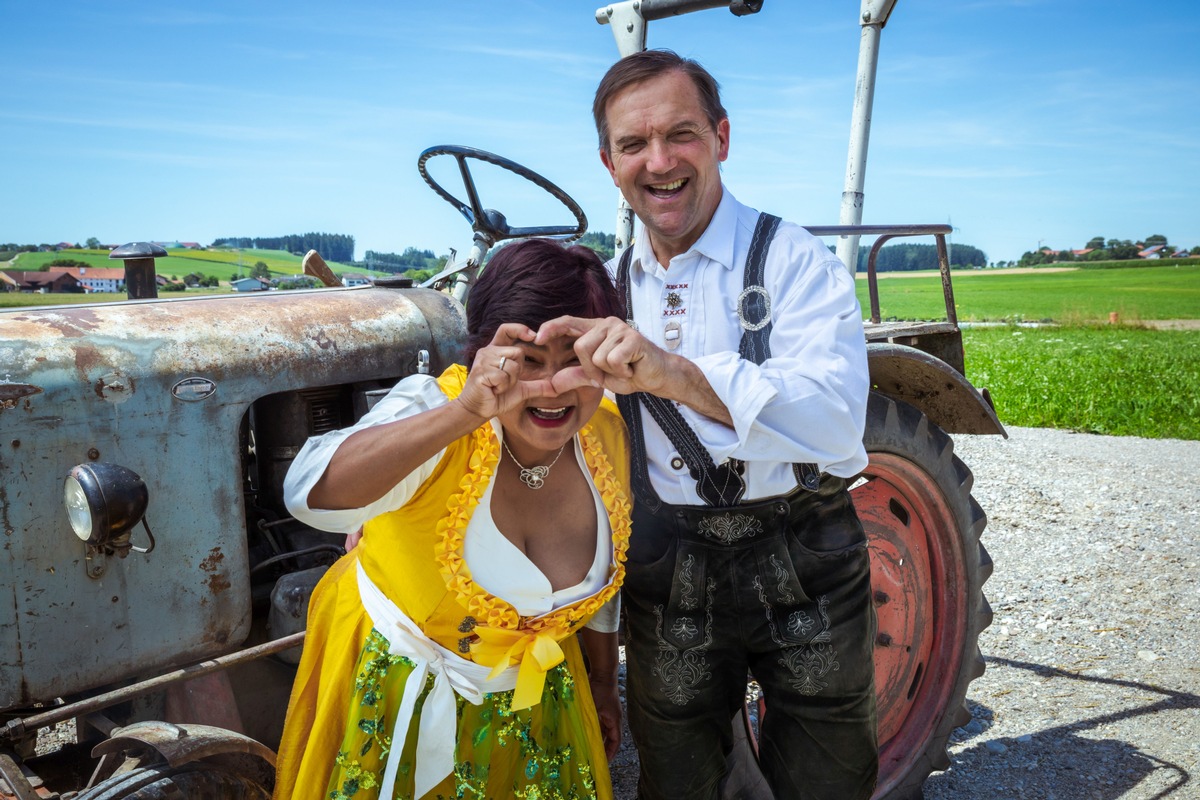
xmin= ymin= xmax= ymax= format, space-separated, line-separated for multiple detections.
xmin=356 ymin=562 xmax=517 ymax=799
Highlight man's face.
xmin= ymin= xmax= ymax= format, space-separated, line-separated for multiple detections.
xmin=600 ymin=70 xmax=729 ymax=265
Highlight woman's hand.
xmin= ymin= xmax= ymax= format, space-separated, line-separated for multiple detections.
xmin=455 ymin=323 xmax=558 ymax=420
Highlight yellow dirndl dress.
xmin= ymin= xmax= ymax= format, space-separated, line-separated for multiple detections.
xmin=273 ymin=366 xmax=631 ymax=800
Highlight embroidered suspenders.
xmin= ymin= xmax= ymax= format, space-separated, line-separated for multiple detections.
xmin=615 ymin=212 xmax=821 ymax=511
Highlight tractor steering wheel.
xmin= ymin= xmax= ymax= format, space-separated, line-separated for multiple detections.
xmin=418 ymin=145 xmax=587 ymax=245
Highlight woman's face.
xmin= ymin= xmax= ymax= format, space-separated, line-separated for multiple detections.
xmin=497 ymin=334 xmax=604 ymax=462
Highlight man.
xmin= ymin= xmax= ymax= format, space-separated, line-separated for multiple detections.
xmin=539 ymin=50 xmax=877 ymax=799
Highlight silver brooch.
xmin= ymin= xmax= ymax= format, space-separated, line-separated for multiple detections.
xmin=737 ymin=285 xmax=772 ymax=331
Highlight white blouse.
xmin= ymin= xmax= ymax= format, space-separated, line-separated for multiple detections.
xmin=465 ymin=438 xmax=617 ymax=631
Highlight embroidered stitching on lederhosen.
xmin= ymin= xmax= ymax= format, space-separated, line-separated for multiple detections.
xmin=651 ymin=577 xmax=717 ymax=706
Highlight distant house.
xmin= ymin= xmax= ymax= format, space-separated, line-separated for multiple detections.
xmin=1170 ymin=250 xmax=1190 ymax=259
xmin=1138 ymin=244 xmax=1166 ymax=259
xmin=48 ymin=266 xmax=126 ymax=293
xmin=0 ymin=270 xmax=82 ymax=293
xmin=1071 ymin=248 xmax=1094 ymax=257
xmin=179 ymin=242 xmax=202 ymax=250
xmin=341 ymin=273 xmax=372 ymax=287
xmin=231 ymin=277 xmax=270 ymax=293
xmin=54 ymin=242 xmax=77 ymax=251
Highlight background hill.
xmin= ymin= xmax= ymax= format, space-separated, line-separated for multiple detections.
xmin=6 ymin=248 xmax=370 ymax=282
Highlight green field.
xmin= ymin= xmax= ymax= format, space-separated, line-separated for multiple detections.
xmin=4 ymin=248 xmax=367 ymax=282
xmin=964 ymin=325 xmax=1199 ymax=440
xmin=3 ymin=260 xmax=1198 ymax=440
xmin=857 ymin=263 xmax=1200 ymax=323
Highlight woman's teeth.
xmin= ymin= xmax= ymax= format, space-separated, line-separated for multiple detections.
xmin=530 ymin=407 xmax=569 ymax=420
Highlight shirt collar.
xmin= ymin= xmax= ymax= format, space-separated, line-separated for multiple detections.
xmin=631 ymin=185 xmax=737 ymax=276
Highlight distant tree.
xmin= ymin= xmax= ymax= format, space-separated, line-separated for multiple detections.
xmin=1017 ymin=249 xmax=1053 ymax=267
xmin=86 ymin=237 xmax=101 ymax=249
xmin=1105 ymin=239 xmax=1139 ymax=260
xmin=250 ymin=261 xmax=271 ymax=279
xmin=47 ymin=258 xmax=92 ymax=269
xmin=1191 ymin=246 xmax=1200 ymax=256
xmin=866 ymin=242 xmax=987 ymax=271
xmin=1086 ymin=236 xmax=1106 ymax=250
xmin=1144 ymin=234 xmax=1168 ymax=248
xmin=1056 ymin=250 xmax=1075 ymax=262
xmin=579 ymin=231 xmax=616 ymax=261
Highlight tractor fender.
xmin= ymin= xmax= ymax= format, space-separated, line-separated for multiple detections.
xmin=90 ymin=721 xmax=275 ymax=784
xmin=867 ymin=342 xmax=1007 ymax=437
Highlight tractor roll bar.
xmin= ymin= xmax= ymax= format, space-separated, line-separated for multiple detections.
xmin=805 ymin=223 xmax=955 ymax=326
xmin=596 ymin=0 xmax=763 ymax=22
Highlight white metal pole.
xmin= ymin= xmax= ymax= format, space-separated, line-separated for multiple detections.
xmin=836 ymin=0 xmax=897 ymax=275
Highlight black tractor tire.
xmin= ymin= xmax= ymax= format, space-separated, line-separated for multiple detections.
xmin=73 ymin=762 xmax=272 ymax=800
xmin=853 ymin=392 xmax=993 ymax=800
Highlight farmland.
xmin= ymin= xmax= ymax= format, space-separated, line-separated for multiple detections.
xmin=4 ymin=248 xmax=362 ymax=282
xmin=856 ymin=263 xmax=1199 ymax=323
xmin=3 ymin=260 xmax=1197 ymax=440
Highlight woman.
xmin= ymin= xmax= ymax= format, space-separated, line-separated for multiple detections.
xmin=273 ymin=239 xmax=630 ymax=800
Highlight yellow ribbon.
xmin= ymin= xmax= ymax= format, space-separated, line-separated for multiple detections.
xmin=474 ymin=627 xmax=566 ymax=711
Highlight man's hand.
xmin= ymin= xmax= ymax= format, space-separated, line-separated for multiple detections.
xmin=536 ymin=315 xmax=671 ymax=397
xmin=589 ymin=673 xmax=622 ymax=760
xmin=455 ymin=323 xmax=559 ymax=419
xmin=538 ymin=315 xmax=734 ymax=426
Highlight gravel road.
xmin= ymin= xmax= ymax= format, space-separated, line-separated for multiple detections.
xmin=611 ymin=425 xmax=1200 ymax=800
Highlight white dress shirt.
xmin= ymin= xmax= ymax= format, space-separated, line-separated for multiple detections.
xmin=283 ymin=374 xmax=619 ymax=632
xmin=617 ymin=186 xmax=869 ymax=504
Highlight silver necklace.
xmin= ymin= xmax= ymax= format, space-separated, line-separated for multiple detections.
xmin=501 ymin=438 xmax=567 ymax=490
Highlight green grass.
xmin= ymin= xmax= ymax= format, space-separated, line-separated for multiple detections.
xmin=4 ymin=261 xmax=1198 ymax=440
xmin=0 ymin=289 xmax=227 ymax=308
xmin=964 ymin=325 xmax=1200 ymax=440
xmin=4 ymin=248 xmax=371 ymax=282
xmin=857 ymin=263 xmax=1200 ymax=323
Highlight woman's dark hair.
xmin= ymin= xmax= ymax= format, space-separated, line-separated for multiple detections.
xmin=592 ymin=49 xmax=726 ymax=153
xmin=464 ymin=238 xmax=621 ymax=366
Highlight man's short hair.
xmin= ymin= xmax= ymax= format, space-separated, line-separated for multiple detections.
xmin=592 ymin=49 xmax=727 ymax=153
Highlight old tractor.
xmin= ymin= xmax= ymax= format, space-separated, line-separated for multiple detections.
xmin=0 ymin=1 xmax=1003 ymax=798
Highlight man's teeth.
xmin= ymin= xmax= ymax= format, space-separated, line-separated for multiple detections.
xmin=650 ymin=179 xmax=685 ymax=192
xmin=531 ymin=407 xmax=569 ymax=420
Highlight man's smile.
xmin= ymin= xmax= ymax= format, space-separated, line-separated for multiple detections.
xmin=647 ymin=178 xmax=688 ymax=198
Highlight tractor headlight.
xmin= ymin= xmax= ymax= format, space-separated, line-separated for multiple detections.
xmin=63 ymin=463 xmax=154 ymax=554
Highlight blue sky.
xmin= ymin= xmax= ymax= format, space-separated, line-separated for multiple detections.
xmin=3 ymin=1 xmax=1197 ymax=264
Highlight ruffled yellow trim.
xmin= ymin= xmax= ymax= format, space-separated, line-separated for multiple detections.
xmin=432 ymin=368 xmax=631 ymax=706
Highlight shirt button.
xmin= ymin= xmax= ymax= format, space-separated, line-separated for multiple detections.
xmin=669 ymin=456 xmax=685 ymax=471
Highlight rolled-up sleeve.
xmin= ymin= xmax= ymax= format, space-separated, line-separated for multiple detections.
xmin=282 ymin=374 xmax=450 ymax=533
xmin=680 ymin=240 xmax=869 ymax=476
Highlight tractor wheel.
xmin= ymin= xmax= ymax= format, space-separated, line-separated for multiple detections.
xmin=853 ymin=392 xmax=993 ymax=800
xmin=73 ymin=762 xmax=272 ymax=799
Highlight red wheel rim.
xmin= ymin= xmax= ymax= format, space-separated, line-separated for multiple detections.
xmin=851 ymin=453 xmax=968 ymax=796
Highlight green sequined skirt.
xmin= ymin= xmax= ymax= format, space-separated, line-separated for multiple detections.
xmin=325 ymin=629 xmax=606 ymax=800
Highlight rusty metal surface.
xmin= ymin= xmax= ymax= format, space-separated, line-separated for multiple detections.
xmin=3 ymin=633 xmax=303 ymax=742
xmin=0 ymin=752 xmax=42 ymax=800
xmin=867 ymin=342 xmax=1006 ymax=437
xmin=0 ymin=287 xmax=466 ymax=711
